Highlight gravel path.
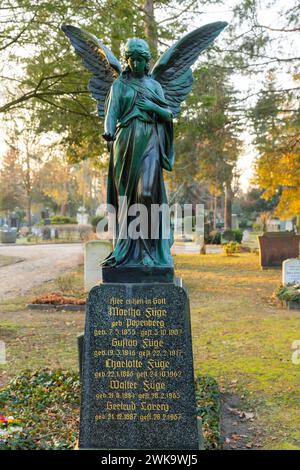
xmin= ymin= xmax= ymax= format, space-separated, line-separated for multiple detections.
xmin=0 ymin=244 xmax=83 ymax=300
xmin=0 ymin=242 xmax=220 ymax=300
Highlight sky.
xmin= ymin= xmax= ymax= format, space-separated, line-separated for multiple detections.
xmin=0 ymin=0 xmax=298 ymax=192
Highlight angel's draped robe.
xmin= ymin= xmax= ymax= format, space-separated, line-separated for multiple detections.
xmin=102 ymin=74 xmax=174 ymax=268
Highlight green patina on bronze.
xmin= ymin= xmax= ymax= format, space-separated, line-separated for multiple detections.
xmin=62 ymin=22 xmax=227 ymax=269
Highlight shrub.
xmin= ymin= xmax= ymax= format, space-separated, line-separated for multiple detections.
xmin=233 ymin=229 xmax=243 ymax=243
xmin=56 ymin=273 xmax=77 ymax=292
xmin=204 ymin=230 xmax=221 ymax=244
xmin=195 ymin=374 xmax=221 ymax=449
xmin=91 ymin=215 xmax=105 ymax=233
xmin=222 ymin=230 xmax=235 ymax=242
xmin=210 ymin=231 xmax=221 ymax=244
xmin=50 ymin=216 xmax=77 ymax=225
xmin=223 ymin=241 xmax=241 ymax=256
xmin=238 ymin=217 xmax=252 ymax=229
xmin=252 ymin=222 xmax=262 ymax=232
xmin=19 ymin=227 xmax=29 ymax=237
xmin=42 ymin=227 xmax=51 ymax=240
xmin=78 ymin=225 xmax=94 ymax=241
xmin=275 ymin=284 xmax=300 ymax=302
xmin=222 ymin=229 xmax=243 ymax=243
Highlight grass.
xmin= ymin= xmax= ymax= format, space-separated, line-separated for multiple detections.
xmin=0 ymin=252 xmax=299 ymax=449
xmin=0 ymin=267 xmax=85 ymax=385
xmin=16 ymin=238 xmax=81 ymax=245
xmin=174 ymin=252 xmax=300 ymax=450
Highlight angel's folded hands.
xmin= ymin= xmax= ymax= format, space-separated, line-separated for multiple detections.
xmin=136 ymin=98 xmax=157 ymax=112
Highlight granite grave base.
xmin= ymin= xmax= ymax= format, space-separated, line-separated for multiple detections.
xmin=79 ymin=278 xmax=200 ymax=450
xmin=102 ymin=266 xmax=174 ymax=284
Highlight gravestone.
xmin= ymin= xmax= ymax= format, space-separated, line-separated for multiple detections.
xmin=0 ymin=228 xmax=17 ymax=244
xmin=84 ymin=240 xmax=112 ymax=291
xmin=267 ymin=219 xmax=280 ymax=232
xmin=282 ymin=258 xmax=300 ymax=285
xmin=78 ymin=214 xmax=89 ymax=225
xmin=258 ymin=232 xmax=300 ymax=268
xmin=174 ymin=217 xmax=183 ymax=241
xmin=242 ymin=229 xmax=250 ymax=243
xmin=231 ymin=214 xmax=239 ymax=230
xmin=79 ymin=279 xmax=200 ymax=449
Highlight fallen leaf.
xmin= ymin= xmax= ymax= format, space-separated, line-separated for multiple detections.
xmin=240 ymin=411 xmax=255 ymax=420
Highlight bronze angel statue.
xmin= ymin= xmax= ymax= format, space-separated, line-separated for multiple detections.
xmin=62 ymin=22 xmax=227 ymax=277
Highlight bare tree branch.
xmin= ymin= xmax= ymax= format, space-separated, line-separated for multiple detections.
xmin=157 ymin=0 xmax=198 ymax=25
xmin=255 ymin=23 xmax=300 ymax=33
xmin=36 ymin=96 xmax=95 ymax=118
xmin=0 ymin=12 xmax=36 ymax=51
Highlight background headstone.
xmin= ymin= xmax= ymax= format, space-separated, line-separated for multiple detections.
xmin=285 ymin=220 xmax=294 ymax=231
xmin=231 ymin=214 xmax=239 ymax=230
xmin=267 ymin=219 xmax=281 ymax=232
xmin=77 ymin=206 xmax=89 ymax=225
xmin=242 ymin=229 xmax=250 ymax=243
xmin=84 ymin=240 xmax=112 ymax=291
xmin=258 ymin=232 xmax=300 ymax=268
xmin=174 ymin=217 xmax=183 ymax=241
xmin=79 ymin=281 xmax=199 ymax=450
xmin=282 ymin=258 xmax=300 ymax=285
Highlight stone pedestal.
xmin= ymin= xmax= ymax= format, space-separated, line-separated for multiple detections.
xmin=79 ymin=279 xmax=199 ymax=450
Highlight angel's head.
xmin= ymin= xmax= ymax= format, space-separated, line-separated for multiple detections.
xmin=124 ymin=38 xmax=151 ymax=76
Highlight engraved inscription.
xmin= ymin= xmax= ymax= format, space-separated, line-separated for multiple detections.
xmin=91 ymin=295 xmax=186 ymax=423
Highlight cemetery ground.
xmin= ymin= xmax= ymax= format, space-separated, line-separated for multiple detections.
xmin=0 ymin=255 xmax=23 ymax=268
xmin=0 ymin=244 xmax=83 ymax=300
xmin=0 ymin=252 xmax=299 ymax=450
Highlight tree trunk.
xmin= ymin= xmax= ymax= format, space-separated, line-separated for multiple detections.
xmin=144 ymin=0 xmax=158 ymax=58
xmin=25 ymin=148 xmax=32 ymax=232
xmin=224 ymin=182 xmax=233 ymax=230
xmin=61 ymin=182 xmax=68 ymax=216
xmin=26 ymin=196 xmax=32 ymax=231
xmin=297 ymin=214 xmax=300 ymax=234
xmin=213 ymin=194 xmax=217 ymax=230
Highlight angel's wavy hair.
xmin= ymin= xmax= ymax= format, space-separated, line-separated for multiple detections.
xmin=123 ymin=38 xmax=151 ymax=75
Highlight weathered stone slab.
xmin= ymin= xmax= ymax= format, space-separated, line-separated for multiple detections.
xmin=282 ymin=258 xmax=300 ymax=285
xmin=258 ymin=232 xmax=300 ymax=268
xmin=79 ymin=280 xmax=199 ymax=450
xmin=287 ymin=301 xmax=300 ymax=310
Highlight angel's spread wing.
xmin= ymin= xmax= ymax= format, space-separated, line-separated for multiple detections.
xmin=61 ymin=25 xmax=122 ymax=118
xmin=151 ymin=21 xmax=227 ymax=117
